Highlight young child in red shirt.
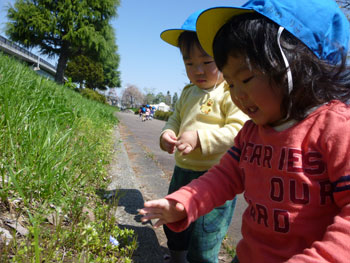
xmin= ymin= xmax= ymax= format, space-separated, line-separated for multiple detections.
xmin=139 ymin=0 xmax=350 ymax=262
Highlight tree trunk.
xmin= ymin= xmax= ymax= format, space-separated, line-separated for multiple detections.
xmin=55 ymin=42 xmax=70 ymax=84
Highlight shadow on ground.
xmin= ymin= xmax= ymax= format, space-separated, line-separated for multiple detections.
xmin=97 ymin=188 xmax=168 ymax=263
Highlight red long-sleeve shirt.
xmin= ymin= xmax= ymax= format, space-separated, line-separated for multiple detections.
xmin=166 ymin=100 xmax=350 ymax=263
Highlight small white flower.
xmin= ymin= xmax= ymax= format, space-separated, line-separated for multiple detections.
xmin=109 ymin=235 xmax=119 ymax=247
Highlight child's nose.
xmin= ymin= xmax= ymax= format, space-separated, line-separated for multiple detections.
xmin=194 ymin=65 xmax=204 ymax=74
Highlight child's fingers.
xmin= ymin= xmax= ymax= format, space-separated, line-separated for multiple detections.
xmin=140 ymin=212 xmax=162 ymax=222
xmin=174 ymin=140 xmax=182 ymax=147
xmin=139 ymin=207 xmax=167 ymax=220
xmin=140 ymin=215 xmax=151 ymax=222
xmin=138 ymin=207 xmax=165 ymax=216
xmin=175 ymin=142 xmax=187 ymax=151
xmin=153 ymin=219 xmax=166 ymax=228
xmin=138 ymin=207 xmax=153 ymax=215
xmin=182 ymin=145 xmax=193 ymax=155
xmin=169 ymin=137 xmax=178 ymax=143
xmin=164 ymin=132 xmax=177 ymax=142
xmin=143 ymin=199 xmax=168 ymax=208
xmin=167 ymin=145 xmax=176 ymax=154
xmin=175 ymin=202 xmax=185 ymax=212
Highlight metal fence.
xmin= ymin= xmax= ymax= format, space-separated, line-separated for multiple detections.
xmin=0 ymin=35 xmax=56 ymax=71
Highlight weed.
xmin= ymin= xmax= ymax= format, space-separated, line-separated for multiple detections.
xmin=222 ymin=236 xmax=237 ymax=259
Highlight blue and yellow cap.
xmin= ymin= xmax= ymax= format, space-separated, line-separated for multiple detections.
xmin=196 ymin=0 xmax=349 ymax=64
xmin=160 ymin=9 xmax=204 ymax=47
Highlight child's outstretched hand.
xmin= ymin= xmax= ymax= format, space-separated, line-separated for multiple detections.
xmin=139 ymin=199 xmax=187 ymax=228
xmin=161 ymin=131 xmax=177 ymax=154
xmin=176 ymin=130 xmax=200 ymax=155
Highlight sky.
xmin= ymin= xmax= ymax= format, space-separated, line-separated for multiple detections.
xmin=0 ymin=0 xmax=246 ymax=97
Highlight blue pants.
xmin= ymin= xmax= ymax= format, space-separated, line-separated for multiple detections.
xmin=232 ymin=256 xmax=239 ymax=263
xmin=164 ymin=166 xmax=237 ymax=263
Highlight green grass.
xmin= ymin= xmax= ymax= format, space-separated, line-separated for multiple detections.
xmin=222 ymin=237 xmax=237 ymax=259
xmin=0 ymin=53 xmax=137 ymax=262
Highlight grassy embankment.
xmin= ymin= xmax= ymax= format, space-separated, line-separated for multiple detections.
xmin=0 ymin=53 xmax=137 ymax=262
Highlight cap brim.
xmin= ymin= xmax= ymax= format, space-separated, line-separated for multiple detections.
xmin=196 ymin=7 xmax=254 ymax=57
xmin=160 ymin=29 xmax=187 ymax=47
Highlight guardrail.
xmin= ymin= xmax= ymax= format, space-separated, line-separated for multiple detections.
xmin=0 ymin=35 xmax=57 ymax=74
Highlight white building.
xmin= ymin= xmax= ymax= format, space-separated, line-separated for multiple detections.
xmin=151 ymin=102 xmax=171 ymax=112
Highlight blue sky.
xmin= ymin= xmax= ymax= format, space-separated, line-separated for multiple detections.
xmin=0 ymin=0 xmax=246 ymax=97
xmin=113 ymin=0 xmax=245 ymax=96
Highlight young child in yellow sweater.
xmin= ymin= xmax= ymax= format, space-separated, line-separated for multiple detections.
xmin=159 ymin=9 xmax=248 ymax=263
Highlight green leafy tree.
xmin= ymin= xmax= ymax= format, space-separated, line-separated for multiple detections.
xmin=144 ymin=92 xmax=156 ymax=104
xmin=88 ymin=24 xmax=121 ymax=89
xmin=172 ymin=92 xmax=178 ymax=108
xmin=65 ymin=55 xmax=104 ymax=90
xmin=102 ymin=51 xmax=121 ymax=89
xmin=6 ymin=0 xmax=120 ymax=84
xmin=165 ymin=90 xmax=172 ymax=106
xmin=154 ymin=92 xmax=166 ymax=104
xmin=143 ymin=88 xmax=156 ymax=104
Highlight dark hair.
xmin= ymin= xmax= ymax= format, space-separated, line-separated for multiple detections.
xmin=213 ymin=13 xmax=350 ymax=121
xmin=178 ymin=31 xmax=207 ymax=58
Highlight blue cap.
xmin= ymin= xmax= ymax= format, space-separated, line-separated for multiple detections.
xmin=196 ymin=0 xmax=349 ymax=64
xmin=160 ymin=9 xmax=205 ymax=47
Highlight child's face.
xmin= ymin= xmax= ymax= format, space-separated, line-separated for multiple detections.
xmin=221 ymin=55 xmax=284 ymax=126
xmin=183 ymin=45 xmax=223 ymax=90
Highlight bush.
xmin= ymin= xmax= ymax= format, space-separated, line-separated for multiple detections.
xmin=64 ymin=77 xmax=78 ymax=90
xmin=154 ymin=110 xmax=173 ymax=121
xmin=79 ymin=88 xmax=107 ymax=104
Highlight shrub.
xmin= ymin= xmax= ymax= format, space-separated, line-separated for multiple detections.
xmin=64 ymin=77 xmax=78 ymax=90
xmin=79 ymin=88 xmax=107 ymax=104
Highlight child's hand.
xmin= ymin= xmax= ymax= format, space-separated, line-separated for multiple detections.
xmin=161 ymin=131 xmax=177 ymax=154
xmin=176 ymin=130 xmax=200 ymax=155
xmin=139 ymin=199 xmax=187 ymax=228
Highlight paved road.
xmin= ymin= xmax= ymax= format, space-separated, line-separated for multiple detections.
xmin=115 ymin=111 xmax=247 ymax=258
xmin=117 ymin=112 xmax=176 ymax=180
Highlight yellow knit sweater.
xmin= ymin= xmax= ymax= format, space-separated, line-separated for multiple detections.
xmin=161 ymin=81 xmax=248 ymax=171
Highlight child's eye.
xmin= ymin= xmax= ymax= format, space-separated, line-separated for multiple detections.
xmin=242 ymin=76 xmax=254 ymax=83
xmin=204 ymin=61 xmax=214 ymax=65
xmin=185 ymin=62 xmax=193 ymax=66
